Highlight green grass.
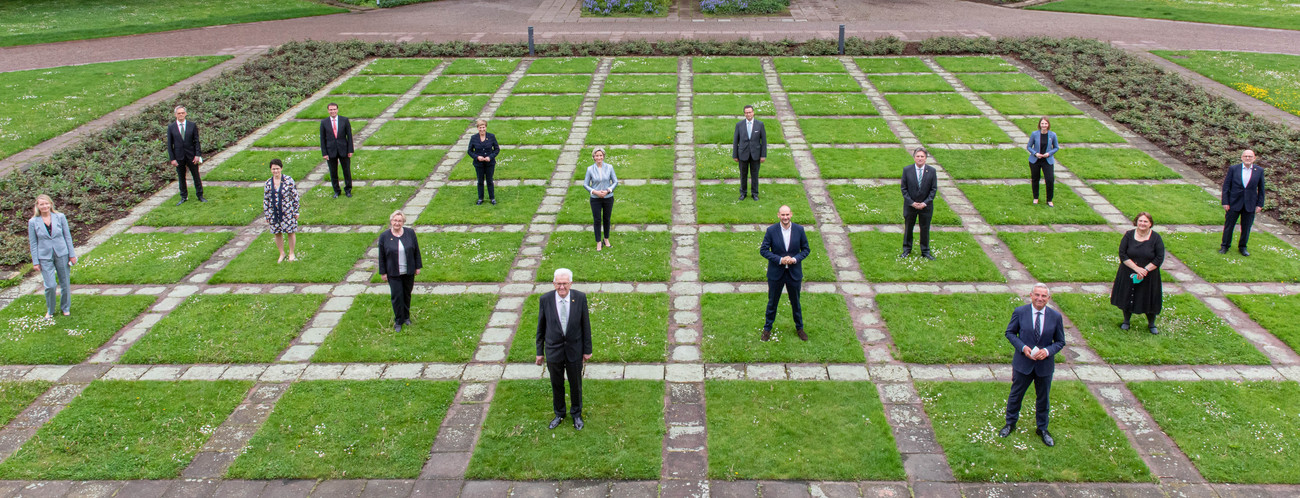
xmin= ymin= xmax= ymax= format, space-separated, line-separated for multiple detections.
xmin=526 ymin=57 xmax=599 ymax=74
xmin=332 ymin=76 xmax=420 ymax=95
xmin=934 ymin=56 xmax=1018 ymax=73
xmin=1092 ymin=184 xmax=1223 ymax=225
xmin=698 ymin=232 xmax=836 ymax=282
xmin=1160 ymin=232 xmax=1300 ymax=283
xmin=443 ymin=58 xmax=520 ymax=75
xmin=0 ymin=381 xmax=249 ymax=480
xmin=878 ymin=293 xmax=1026 ymax=363
xmin=603 ymin=74 xmax=678 ymax=93
xmin=468 ymin=380 xmax=664 ymax=480
xmin=0 ymin=382 xmax=52 ymax=426
xmin=1229 ymin=294 xmax=1300 ymax=356
xmin=395 ymin=95 xmax=491 ymax=117
xmin=350 ymin=149 xmax=443 ymax=180
xmin=210 ymin=232 xmax=374 ymax=284
xmin=421 ymin=75 xmax=505 ymax=94
xmin=693 ymin=74 xmax=768 ymax=93
xmin=298 ymin=185 xmax=416 ymax=225
xmin=0 ymin=295 xmax=155 ymax=364
xmin=508 ymin=293 xmax=668 ymax=363
xmin=935 ymin=148 xmax=1027 ymax=179
xmin=364 ymin=120 xmax=465 ymax=146
xmin=538 ymin=231 xmax=671 ymax=282
xmin=361 ymin=59 xmax=441 ymax=76
xmin=695 ymin=184 xmax=810 ymax=224
xmin=798 ymin=118 xmax=899 ymax=144
xmin=1011 ymin=117 xmax=1124 ymax=143
xmin=579 ymin=147 xmax=675 ymax=179
xmin=596 ymin=94 xmax=677 ymax=116
xmin=919 ymin=381 xmax=1152 ymax=482
xmin=136 ymin=187 xmax=264 ymax=226
xmin=773 ymin=57 xmax=848 ymax=73
xmin=957 ymin=73 xmax=1048 ymax=92
xmin=849 ymin=231 xmax=1004 ymax=282
xmin=449 ymin=149 xmax=558 ymax=180
xmin=700 ymin=293 xmax=862 ymax=363
xmin=788 ymin=93 xmax=879 ymax=116
xmin=0 ymin=57 xmax=229 ymax=160
xmin=998 ymin=231 xmax=1125 ymax=282
xmin=812 ymin=147 xmax=911 ymax=178
xmin=1054 ymin=293 xmax=1268 ymax=365
xmin=693 ymin=94 xmax=774 ymax=117
xmin=610 ymin=57 xmax=678 ymax=73
xmin=297 ymin=97 xmax=396 ymax=119
xmin=496 ymin=95 xmax=584 ymax=117
xmin=0 ymin=0 xmax=342 ymax=47
xmin=418 ymin=186 xmax=546 ymax=224
xmin=207 ymin=150 xmax=320 ymax=181
xmin=256 ymin=120 xmax=367 ymax=147
xmin=868 ymin=74 xmax=954 ymax=92
xmin=370 ymin=232 xmax=523 ymax=283
xmin=1154 ymin=50 xmax=1300 ymax=116
xmin=885 ymin=94 xmax=981 ymax=115
xmin=588 ymin=118 xmax=676 ymax=145
xmin=905 ymin=118 xmax=1012 ymax=144
xmin=514 ymin=75 xmax=592 ymax=93
xmin=693 ymin=57 xmax=763 ymax=73
xmin=1031 ymin=0 xmax=1300 ymax=31
xmin=1055 ymin=148 xmax=1179 ymax=179
xmin=778 ymin=74 xmax=861 ymax=92
xmin=489 ymin=119 xmax=572 ymax=145
xmin=695 ymin=147 xmax=796 ymax=179
xmin=960 ymin=184 xmax=1107 ymax=225
xmin=981 ymin=93 xmax=1083 ymax=116
xmin=315 ymin=294 xmax=494 ymax=363
xmin=855 ymin=57 xmax=931 ymax=73
xmin=228 ymin=380 xmax=457 ymax=479
xmin=707 ymin=381 xmax=903 ymax=480
xmin=555 ymin=185 xmax=673 ymax=224
xmin=74 ymin=232 xmax=233 ymax=284
xmin=827 ymin=185 xmax=961 ymax=225
xmin=120 ymin=294 xmax=325 ymax=364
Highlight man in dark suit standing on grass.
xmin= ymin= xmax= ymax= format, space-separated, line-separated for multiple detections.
xmin=536 ymin=268 xmax=592 ymax=431
xmin=320 ymin=102 xmax=355 ymax=199
xmin=999 ymin=283 xmax=1066 ymax=447
xmin=759 ymin=205 xmax=810 ymax=342
xmin=733 ymin=104 xmax=767 ymax=201
xmin=1220 ymin=149 xmax=1266 ymax=257
xmin=167 ymin=105 xmax=204 ymax=205
xmin=901 ymin=147 xmax=938 ymax=260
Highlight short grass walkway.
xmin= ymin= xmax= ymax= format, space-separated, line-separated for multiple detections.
xmin=74 ymin=232 xmax=233 ymax=285
xmin=555 ymin=185 xmax=673 ymax=225
xmin=697 ymin=231 xmax=836 ymax=282
xmin=961 ymin=184 xmax=1107 ymax=225
xmin=1092 ymin=184 xmax=1223 ymax=225
xmin=314 ymin=294 xmax=495 ymax=363
xmin=508 ymin=293 xmax=668 ymax=363
xmin=210 ymin=232 xmax=374 ymax=284
xmin=877 ymin=293 xmax=1026 ymax=364
xmin=700 ymin=293 xmax=862 ymax=363
xmin=695 ymin=184 xmax=811 ymax=225
xmin=1054 ymin=293 xmax=1269 ymax=365
xmin=1154 ymin=50 xmax=1300 ymax=117
xmin=1030 ymin=0 xmax=1300 ymax=31
xmin=537 ymin=231 xmax=671 ymax=282
xmin=369 ymin=232 xmax=523 ymax=283
xmin=1228 ymin=294 xmax=1300 ymax=356
xmin=0 ymin=295 xmax=155 ymax=364
xmin=0 ymin=382 xmax=52 ymax=426
xmin=849 ymin=231 xmax=1004 ymax=282
xmin=120 ymin=294 xmax=326 ymax=364
xmin=136 ymin=187 xmax=265 ymax=227
xmin=998 ymin=231 xmax=1126 ymax=282
xmin=1163 ymin=232 xmax=1300 ymax=283
xmin=827 ymin=185 xmax=962 ymax=225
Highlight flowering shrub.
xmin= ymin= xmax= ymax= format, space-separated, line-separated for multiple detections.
xmin=582 ymin=0 xmax=671 ymax=15
xmin=701 ymin=0 xmax=789 ymax=14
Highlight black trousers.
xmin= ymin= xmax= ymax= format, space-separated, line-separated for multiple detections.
xmin=387 ymin=272 xmax=414 ymax=325
xmin=903 ymin=206 xmax=933 ymax=252
xmin=327 ymin=156 xmax=353 ymax=195
xmin=1030 ymin=158 xmax=1054 ymax=202
xmin=764 ymin=274 xmax=802 ymax=330
xmin=1222 ymin=209 xmax=1256 ymax=249
xmin=589 ymin=197 xmax=614 ymax=242
xmin=1005 ymin=369 xmax=1052 ymax=431
xmin=175 ymin=160 xmax=203 ymax=199
xmin=474 ymin=163 xmax=496 ymax=200
xmin=738 ymin=159 xmax=761 ymax=195
xmin=547 ymin=359 xmax=583 ymax=417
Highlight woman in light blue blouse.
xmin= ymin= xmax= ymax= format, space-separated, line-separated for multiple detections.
xmin=1026 ymin=117 xmax=1060 ymax=207
xmin=584 ymin=148 xmax=619 ymax=252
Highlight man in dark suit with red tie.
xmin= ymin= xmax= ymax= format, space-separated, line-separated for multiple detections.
xmin=1000 ymin=284 xmax=1066 ymax=447
xmin=901 ymin=148 xmax=938 ymax=260
xmin=759 ymin=205 xmax=811 ymax=342
xmin=320 ymin=103 xmax=355 ymax=199
xmin=1220 ymin=149 xmax=1266 ymax=257
xmin=167 ymin=106 xmax=204 ymax=205
xmin=536 ymin=268 xmax=592 ymax=431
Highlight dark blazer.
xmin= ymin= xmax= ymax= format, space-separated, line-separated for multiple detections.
xmin=759 ymin=222 xmax=810 ymax=282
xmin=901 ymin=164 xmax=938 ymax=210
xmin=468 ymin=132 xmax=500 ymax=168
xmin=28 ymin=213 xmax=75 ymax=263
xmin=320 ymin=116 xmax=355 ymax=159
xmin=535 ymin=290 xmax=592 ymax=363
xmin=376 ymin=229 xmax=422 ymax=277
xmin=1026 ymin=130 xmax=1059 ymax=165
xmin=732 ymin=119 xmax=767 ymax=161
xmin=1005 ymin=304 xmax=1066 ymax=377
xmin=1220 ymin=163 xmax=1266 ymax=212
xmin=167 ymin=120 xmax=201 ymax=163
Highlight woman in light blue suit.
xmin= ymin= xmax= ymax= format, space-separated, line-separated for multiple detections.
xmin=1026 ymin=117 xmax=1060 ymax=207
xmin=27 ymin=195 xmax=76 ymax=318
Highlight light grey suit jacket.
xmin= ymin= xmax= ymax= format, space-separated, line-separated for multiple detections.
xmin=28 ymin=213 xmax=74 ymax=263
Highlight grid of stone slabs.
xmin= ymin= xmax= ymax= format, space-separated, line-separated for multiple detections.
xmin=0 ymin=55 xmax=1296 ymax=496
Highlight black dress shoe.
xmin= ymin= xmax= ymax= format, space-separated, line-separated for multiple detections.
xmin=476 ymin=199 xmax=484 ymax=205
xmin=899 ymin=248 xmax=911 ymax=258
xmin=197 ymin=195 xmax=207 ymax=203
xmin=998 ymin=424 xmax=1014 ymax=438
xmin=345 ymin=191 xmax=352 ymax=198
xmin=738 ymin=193 xmax=747 ymax=201
xmin=1036 ymin=428 xmax=1054 ymax=447
xmin=1218 ymin=246 xmax=1228 ymax=254
xmin=573 ymin=415 xmax=584 ymax=430
xmin=1239 ymin=248 xmax=1250 ymax=257
xmin=395 ymin=323 xmax=403 ymax=332
xmin=760 ymin=329 xmax=772 ymax=342
xmin=796 ymin=329 xmax=808 ymax=341
xmin=1148 ymin=326 xmax=1159 ymax=335
xmin=176 ymin=198 xmax=187 ymax=206
xmin=752 ymin=193 xmax=759 ymax=201
xmin=490 ymin=199 xmax=497 ymax=205
xmin=404 ymin=318 xmax=412 ymax=325
xmin=332 ymin=192 xmax=340 ymax=199
xmin=1119 ymin=321 xmax=1130 ymax=331
xmin=921 ymin=251 xmax=935 ymax=261
xmin=548 ymin=416 xmax=563 ymax=430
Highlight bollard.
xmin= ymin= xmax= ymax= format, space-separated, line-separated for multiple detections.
xmin=528 ymin=27 xmax=535 ymax=56
xmin=838 ymin=25 xmax=845 ymax=55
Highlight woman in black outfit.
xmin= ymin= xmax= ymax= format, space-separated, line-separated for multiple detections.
xmin=378 ymin=210 xmax=422 ymax=332
xmin=1109 ymin=212 xmax=1164 ymax=334
xmin=468 ymin=118 xmax=500 ymax=205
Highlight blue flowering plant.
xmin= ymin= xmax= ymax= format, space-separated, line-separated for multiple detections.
xmin=700 ymin=0 xmax=788 ymax=14
xmin=582 ymin=0 xmax=671 ymax=16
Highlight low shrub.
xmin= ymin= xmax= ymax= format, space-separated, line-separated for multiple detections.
xmin=582 ymin=0 xmax=672 ymax=16
xmin=701 ymin=0 xmax=790 ymax=15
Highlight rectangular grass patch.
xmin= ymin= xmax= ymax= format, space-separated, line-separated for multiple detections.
xmin=443 ymin=58 xmax=520 ymax=75
xmin=507 ymin=293 xmax=668 ymax=363
xmin=595 ymin=94 xmax=677 ymax=116
xmin=849 ymin=231 xmax=1004 ymax=282
xmin=419 ymin=185 xmax=546 ymax=224
xmin=588 ymin=118 xmax=676 ymax=145
xmin=207 ymin=150 xmax=320 ymax=181
xmin=788 ymin=93 xmax=879 ymax=116
xmin=449 ymin=149 xmax=558 ymax=180
xmin=0 ymin=382 xmax=52 ymax=426
xmin=1055 ymin=148 xmax=1179 ymax=179
xmin=362 ymin=58 xmax=441 ymax=75
xmin=210 ymin=232 xmax=374 ymax=284
xmin=538 ymin=231 xmax=671 ymax=282
xmin=555 ymin=185 xmax=673 ymax=225
xmin=698 ymin=231 xmax=835 ymax=282
xmin=779 ymin=74 xmax=861 ymax=92
xmin=868 ymin=74 xmax=954 ymax=93
xmin=1164 ymin=232 xmax=1300 ymax=283
xmin=136 ymin=187 xmax=264 ymax=227
xmin=693 ymin=74 xmax=768 ymax=93
xmin=421 ymin=75 xmax=505 ymax=94
xmin=256 ymin=120 xmax=367 ymax=147
xmin=1092 ymin=184 xmax=1223 ymax=225
xmin=365 ymin=120 xmax=466 ymax=146
xmin=855 ymin=57 xmax=931 ymax=73
xmin=878 ymin=293 xmax=1026 ymax=363
xmin=120 ymin=294 xmax=326 ymax=364
xmin=490 ymin=119 xmax=572 ymax=145
xmin=496 ymin=94 xmax=584 ymax=117
xmin=812 ymin=147 xmax=911 ymax=178
xmin=610 ymin=57 xmax=678 ymax=73
xmin=74 ymin=232 xmax=232 ymax=285
xmin=0 ymin=295 xmax=155 ymax=364
xmin=695 ymin=183 xmax=810 ymax=224
xmin=935 ymin=148 xmax=1028 ymax=179
xmin=579 ymin=147 xmax=674 ymax=179
xmin=695 ymin=147 xmax=796 ymax=179
xmin=1054 ymin=293 xmax=1268 ymax=365
xmin=332 ymin=75 xmax=420 ymax=95
xmin=526 ymin=57 xmax=598 ymax=74
xmin=960 ymin=184 xmax=1107 ymax=225
xmin=297 ymin=96 xmax=395 ymax=119
xmin=693 ymin=94 xmax=774 ymax=117
xmin=314 ymin=294 xmax=495 ymax=363
xmin=351 ymin=149 xmax=443 ymax=180
xmin=297 ymin=185 xmax=416 ymax=225
xmin=885 ymin=93 xmax=981 ymax=115
xmin=799 ymin=118 xmax=899 ymax=143
xmin=694 ymin=117 xmax=786 ymax=144
xmin=1012 ymin=117 xmax=1124 ymax=143
xmin=934 ymin=56 xmax=1018 ymax=73
xmin=513 ymin=75 xmax=592 ymax=93
xmin=603 ymin=74 xmax=677 ymax=93
xmin=395 ymin=95 xmax=490 ymax=117
xmin=998 ymin=231 xmax=1128 ymax=282
xmin=957 ymin=73 xmax=1048 ymax=92
xmin=773 ymin=57 xmax=848 ymax=73
xmin=904 ymin=118 xmax=1012 ymax=144
xmin=693 ymin=57 xmax=762 ymax=73
xmin=827 ymin=184 xmax=961 ymax=225
xmin=370 ymin=232 xmax=524 ymax=283
xmin=981 ymin=93 xmax=1083 ymax=116
xmin=1228 ymin=294 xmax=1300 ymax=357
xmin=701 ymin=293 xmax=862 ymax=363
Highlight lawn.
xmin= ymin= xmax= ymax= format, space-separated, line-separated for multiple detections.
xmin=603 ymin=74 xmax=678 ymax=93
xmin=588 ymin=118 xmax=676 ymax=145
xmin=695 ymin=184 xmax=811 ymax=224
xmin=449 ymin=149 xmax=559 ymax=180
xmin=555 ymin=185 xmax=673 ymax=225
xmin=878 ymin=293 xmax=1028 ymax=364
xmin=774 ymin=57 xmax=849 ymax=73
xmin=1165 ymin=232 xmax=1300 ymax=283
xmin=1031 ymin=0 xmax=1300 ymax=31
xmin=697 ymin=231 xmax=836 ymax=282
xmin=0 ymin=0 xmax=342 ymax=47
xmin=855 ymin=57 xmax=931 ymax=73
xmin=370 ymin=232 xmax=524 ymax=283
xmin=256 ymin=120 xmax=367 ymax=147
xmin=707 ymin=381 xmax=903 ymax=481
xmin=596 ymin=94 xmax=677 ymax=116
xmin=1091 ymin=184 xmax=1224 ymax=225
xmin=297 ymin=96 xmax=395 ymax=119
xmin=207 ymin=150 xmax=320 ymax=181
xmin=609 ymin=57 xmax=678 ymax=73
xmin=0 ymin=382 xmax=52 ymax=427
xmin=361 ymin=59 xmax=442 ymax=76
xmin=980 ymin=93 xmax=1083 ymax=116
xmin=693 ymin=94 xmax=775 ymax=117
xmin=0 ymin=295 xmax=155 ymax=364
xmin=905 ymin=118 xmax=1012 ymax=144
xmin=848 ymin=231 xmax=1004 ymax=282
xmin=1011 ymin=117 xmax=1124 ymax=143
xmin=364 ymin=120 xmax=465 ymax=146
xmin=957 ymin=73 xmax=1048 ymax=92
xmin=693 ymin=74 xmax=768 ymax=93
xmin=827 ymin=185 xmax=961 ymax=226
xmin=0 ymin=56 xmax=229 ymax=160
xmin=578 ymin=147 xmax=674 ymax=179
xmin=136 ymin=187 xmax=264 ymax=226
xmin=209 ymin=232 xmax=374 ymax=284
xmin=695 ymin=147 xmax=797 ymax=179
xmin=1154 ymin=50 xmax=1300 ymax=117
xmin=119 ymin=294 xmax=326 ymax=364
xmin=692 ymin=57 xmax=763 ymax=73
xmin=935 ymin=148 xmax=1027 ymax=179
xmin=779 ymin=74 xmax=862 ymax=93
xmin=934 ymin=56 xmax=1018 ymax=73
xmin=442 ymin=58 xmax=521 ymax=75
xmin=418 ymin=186 xmax=547 ymax=225
xmin=798 ymin=118 xmax=900 ymax=143
xmin=997 ymin=231 xmax=1126 ymax=282
xmin=350 ymin=149 xmax=443 ymax=180
xmin=537 ymin=231 xmax=671 ymax=282
xmin=885 ymin=93 xmax=981 ymax=115
xmin=468 ymin=380 xmax=664 ymax=480
xmin=812 ymin=147 xmax=911 ymax=178
xmin=868 ymin=74 xmax=954 ymax=92
xmin=788 ymin=93 xmax=879 ymax=116
xmin=694 ymin=118 xmax=787 ymax=144
xmin=1055 ymin=148 xmax=1179 ymax=179
xmin=297 ymin=185 xmax=417 ymax=225
xmin=73 ymin=232 xmax=232 ymax=285
xmin=960 ymin=184 xmax=1107 ymax=225
xmin=228 ymin=380 xmax=457 ymax=479
xmin=421 ymin=75 xmax=506 ymax=94
xmin=495 ymin=95 xmax=585 ymax=117
xmin=514 ymin=75 xmax=592 ymax=93
xmin=314 ymin=294 xmax=495 ymax=363
xmin=0 ymin=381 xmax=249 ymax=480
xmin=526 ymin=57 xmax=599 ymax=74
xmin=700 ymin=293 xmax=862 ymax=363
xmin=918 ymin=381 xmax=1152 ymax=482
xmin=508 ymin=293 xmax=668 ymax=363
xmin=488 ymin=120 xmax=573 ymax=145
xmin=1228 ymin=294 xmax=1300 ymax=356
xmin=1053 ymin=293 xmax=1269 ymax=365
xmin=395 ymin=95 xmax=491 ymax=117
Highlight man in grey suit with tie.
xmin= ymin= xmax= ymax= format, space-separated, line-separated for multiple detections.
xmin=733 ymin=105 xmax=767 ymax=201
xmin=536 ymin=268 xmax=593 ymax=430
xmin=1000 ymin=284 xmax=1066 ymax=447
xmin=1219 ymin=149 xmax=1266 ymax=257
xmin=901 ymin=148 xmax=938 ymax=260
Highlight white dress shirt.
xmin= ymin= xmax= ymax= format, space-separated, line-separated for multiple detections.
xmin=397 ymin=239 xmax=407 ymax=275
xmin=781 ymin=224 xmax=792 ymax=267
xmin=555 ymin=293 xmax=570 ymax=335
xmin=1242 ymin=165 xmax=1253 ymax=187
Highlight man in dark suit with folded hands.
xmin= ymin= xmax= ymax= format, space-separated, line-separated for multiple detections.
xmin=1220 ymin=149 xmax=1266 ymax=257
xmin=901 ymin=148 xmax=938 ymax=260
xmin=320 ymin=102 xmax=355 ymax=199
xmin=999 ymin=283 xmax=1066 ymax=447
xmin=733 ymin=105 xmax=767 ymax=201
xmin=167 ymin=106 xmax=204 ymax=205
xmin=536 ymin=268 xmax=592 ymax=431
xmin=759 ymin=205 xmax=810 ymax=342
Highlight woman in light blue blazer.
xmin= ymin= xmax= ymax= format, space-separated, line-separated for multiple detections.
xmin=584 ymin=148 xmax=618 ymax=252
xmin=1026 ymin=117 xmax=1060 ymax=207
xmin=27 ymin=195 xmax=76 ymax=318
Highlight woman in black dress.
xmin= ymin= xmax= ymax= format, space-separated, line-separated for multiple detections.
xmin=468 ymin=118 xmax=500 ymax=205
xmin=1110 ymin=212 xmax=1164 ymax=334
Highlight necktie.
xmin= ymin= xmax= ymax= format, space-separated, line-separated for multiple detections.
xmin=179 ymin=122 xmax=185 ymax=137
xmin=332 ymin=118 xmax=338 ymax=138
xmin=1033 ymin=311 xmax=1042 ymax=342
xmin=747 ymin=121 xmax=753 ymax=138
xmin=559 ymin=298 xmax=569 ymax=336
xmin=917 ymin=167 xmax=924 ymax=186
